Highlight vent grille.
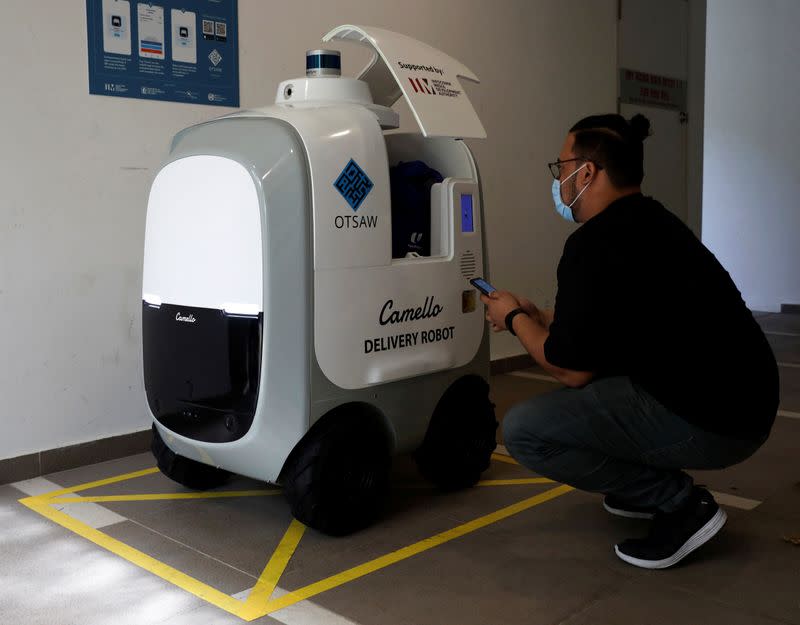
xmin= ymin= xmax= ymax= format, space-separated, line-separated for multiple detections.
xmin=460 ymin=251 xmax=477 ymax=279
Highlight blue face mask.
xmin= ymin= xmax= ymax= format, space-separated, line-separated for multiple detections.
xmin=552 ymin=163 xmax=590 ymax=222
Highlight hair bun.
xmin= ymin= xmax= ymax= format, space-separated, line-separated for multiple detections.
xmin=629 ymin=114 xmax=651 ymax=142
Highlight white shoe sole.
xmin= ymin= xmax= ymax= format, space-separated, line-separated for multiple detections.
xmin=614 ymin=507 xmax=728 ymax=569
xmin=603 ymin=500 xmax=655 ymax=520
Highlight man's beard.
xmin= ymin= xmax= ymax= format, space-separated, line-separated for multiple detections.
xmin=565 ymin=176 xmax=581 ymax=215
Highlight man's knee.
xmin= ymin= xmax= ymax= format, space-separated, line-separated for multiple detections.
xmin=502 ymin=399 xmax=550 ymax=456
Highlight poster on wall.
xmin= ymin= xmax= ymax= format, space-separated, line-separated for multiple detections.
xmin=86 ymin=0 xmax=239 ymax=107
xmin=619 ymin=68 xmax=686 ymax=112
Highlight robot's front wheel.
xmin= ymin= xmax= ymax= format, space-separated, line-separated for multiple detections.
xmin=281 ymin=412 xmax=391 ymax=536
xmin=151 ymin=424 xmax=231 ymax=490
xmin=415 ymin=375 xmax=498 ymax=490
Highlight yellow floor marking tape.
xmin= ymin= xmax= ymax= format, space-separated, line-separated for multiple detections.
xmin=18 ymin=494 xmax=248 ymax=618
xmin=476 ymin=478 xmax=553 ymax=486
xmin=50 ymin=490 xmax=282 ymax=504
xmin=20 ymin=461 xmax=572 ymax=621
xmin=241 ymin=520 xmax=307 ymax=619
xmin=36 ymin=467 xmax=162 ymax=499
xmin=397 ymin=477 xmax=551 ymax=491
xmin=491 ymin=453 xmax=520 ymax=465
xmin=256 ymin=484 xmax=574 ymax=617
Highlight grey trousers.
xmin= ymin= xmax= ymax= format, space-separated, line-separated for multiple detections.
xmin=502 ymin=376 xmax=767 ymax=512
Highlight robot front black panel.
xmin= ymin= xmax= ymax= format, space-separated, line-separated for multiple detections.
xmin=142 ymin=302 xmax=262 ymax=443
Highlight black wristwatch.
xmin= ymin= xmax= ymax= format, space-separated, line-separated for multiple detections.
xmin=505 ymin=307 xmax=527 ymax=336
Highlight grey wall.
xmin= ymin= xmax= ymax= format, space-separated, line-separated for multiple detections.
xmin=703 ymin=0 xmax=800 ymax=312
xmin=0 ymin=0 xmax=617 ymax=460
xmin=687 ymin=0 xmax=706 ymax=237
xmin=617 ymin=0 xmax=695 ymax=228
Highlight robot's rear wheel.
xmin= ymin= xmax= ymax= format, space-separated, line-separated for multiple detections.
xmin=151 ymin=424 xmax=231 ymax=490
xmin=281 ymin=411 xmax=391 ymax=536
xmin=415 ymin=375 xmax=498 ymax=490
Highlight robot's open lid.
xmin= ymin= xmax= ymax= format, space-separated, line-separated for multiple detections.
xmin=323 ymin=25 xmax=486 ymax=139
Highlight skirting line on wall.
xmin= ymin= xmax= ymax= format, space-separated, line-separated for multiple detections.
xmin=1 ymin=355 xmax=534 ymax=485
xmin=0 ymin=430 xmax=152 ymax=486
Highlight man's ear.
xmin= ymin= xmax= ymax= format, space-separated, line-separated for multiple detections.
xmin=582 ymin=160 xmax=597 ymax=182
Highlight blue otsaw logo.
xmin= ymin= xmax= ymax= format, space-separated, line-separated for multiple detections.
xmin=334 ymin=159 xmax=374 ymax=211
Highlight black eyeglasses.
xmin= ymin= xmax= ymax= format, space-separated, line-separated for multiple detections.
xmin=547 ymin=157 xmax=584 ymax=180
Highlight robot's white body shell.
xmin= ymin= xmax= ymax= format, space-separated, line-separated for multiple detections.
xmin=142 ymin=25 xmax=490 ymax=484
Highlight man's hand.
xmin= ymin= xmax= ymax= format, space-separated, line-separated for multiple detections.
xmin=481 ymin=289 xmax=592 ymax=388
xmin=518 ymin=297 xmax=554 ymax=329
xmin=480 ymin=290 xmax=522 ymax=332
xmin=518 ymin=297 xmax=542 ymax=325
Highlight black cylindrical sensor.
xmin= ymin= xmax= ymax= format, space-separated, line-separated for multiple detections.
xmin=306 ymin=49 xmax=341 ymax=77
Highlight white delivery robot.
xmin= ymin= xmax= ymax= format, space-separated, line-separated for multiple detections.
xmin=142 ymin=25 xmax=496 ymax=535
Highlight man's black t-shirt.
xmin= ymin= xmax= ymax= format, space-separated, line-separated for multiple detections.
xmin=544 ymin=193 xmax=778 ymax=440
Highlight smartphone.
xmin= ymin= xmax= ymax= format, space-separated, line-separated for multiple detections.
xmin=138 ymin=3 xmax=165 ymax=59
xmin=172 ymin=9 xmax=197 ymax=64
xmin=470 ymin=277 xmax=497 ymax=296
xmin=102 ymin=0 xmax=131 ymax=56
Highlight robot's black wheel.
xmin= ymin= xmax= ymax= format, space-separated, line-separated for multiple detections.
xmin=415 ymin=375 xmax=498 ymax=490
xmin=151 ymin=424 xmax=231 ymax=490
xmin=282 ymin=412 xmax=391 ymax=536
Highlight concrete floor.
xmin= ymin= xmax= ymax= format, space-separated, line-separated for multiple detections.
xmin=1 ymin=313 xmax=798 ymax=625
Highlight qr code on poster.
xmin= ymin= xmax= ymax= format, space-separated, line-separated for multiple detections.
xmin=333 ymin=159 xmax=374 ymax=211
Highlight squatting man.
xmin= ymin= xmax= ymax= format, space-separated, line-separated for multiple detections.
xmin=481 ymin=113 xmax=778 ymax=569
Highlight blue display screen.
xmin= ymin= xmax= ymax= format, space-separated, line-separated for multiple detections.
xmin=461 ymin=194 xmax=474 ymax=233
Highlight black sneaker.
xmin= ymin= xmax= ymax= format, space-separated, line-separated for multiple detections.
xmin=614 ymin=487 xmax=727 ymax=569
xmin=603 ymin=495 xmax=656 ymax=520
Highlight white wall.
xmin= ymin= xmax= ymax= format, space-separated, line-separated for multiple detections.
xmin=618 ymin=0 xmax=691 ymax=226
xmin=686 ymin=0 xmax=706 ymax=237
xmin=619 ymin=0 xmax=688 ymax=78
xmin=0 ymin=0 xmax=616 ymax=460
xmin=703 ymin=0 xmax=800 ymax=312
